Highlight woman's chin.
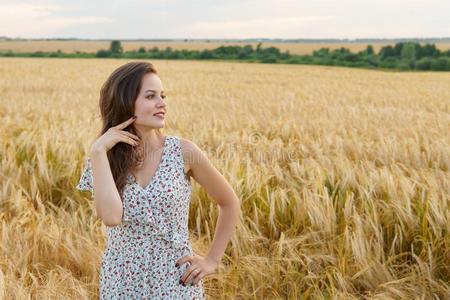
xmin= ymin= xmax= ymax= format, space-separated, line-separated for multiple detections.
xmin=135 ymin=121 xmax=164 ymax=130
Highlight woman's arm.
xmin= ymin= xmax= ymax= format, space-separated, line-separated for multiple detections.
xmin=180 ymin=138 xmax=241 ymax=264
xmin=89 ymin=147 xmax=124 ymax=226
xmin=80 ymin=116 xmax=139 ymax=227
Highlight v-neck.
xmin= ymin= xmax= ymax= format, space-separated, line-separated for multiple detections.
xmin=129 ymin=135 xmax=169 ymax=190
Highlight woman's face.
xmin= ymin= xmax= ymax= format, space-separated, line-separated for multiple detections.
xmin=133 ymin=72 xmax=167 ymax=130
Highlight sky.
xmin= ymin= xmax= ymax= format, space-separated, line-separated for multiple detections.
xmin=0 ymin=0 xmax=449 ymax=40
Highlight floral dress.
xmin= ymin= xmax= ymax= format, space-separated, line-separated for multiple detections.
xmin=76 ymin=135 xmax=205 ymax=299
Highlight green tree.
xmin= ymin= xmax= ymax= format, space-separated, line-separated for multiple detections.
xmin=401 ymin=42 xmax=416 ymax=60
xmin=110 ymin=40 xmax=123 ymax=55
xmin=415 ymin=57 xmax=432 ymax=70
xmin=379 ymin=45 xmax=396 ymax=60
xmin=256 ymin=42 xmax=262 ymax=53
xmin=96 ymin=49 xmax=111 ymax=57
xmin=238 ymin=45 xmax=253 ymax=59
xmin=313 ymin=48 xmax=330 ymax=58
xmin=430 ymin=57 xmax=449 ymax=71
xmin=417 ymin=43 xmax=440 ymax=58
xmin=366 ymin=45 xmax=374 ymax=55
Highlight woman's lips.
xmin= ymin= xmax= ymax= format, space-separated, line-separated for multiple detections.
xmin=153 ymin=113 xmax=165 ymax=119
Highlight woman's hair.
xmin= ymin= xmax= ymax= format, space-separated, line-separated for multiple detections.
xmin=97 ymin=61 xmax=163 ymax=198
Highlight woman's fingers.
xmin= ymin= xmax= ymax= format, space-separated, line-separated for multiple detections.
xmin=120 ymin=130 xmax=140 ymax=141
xmin=176 ymin=255 xmax=192 ymax=268
xmin=184 ymin=268 xmax=202 ymax=286
xmin=181 ymin=266 xmax=196 ymax=285
xmin=117 ymin=133 xmax=139 ymax=146
xmin=192 ymin=271 xmax=205 ymax=286
xmin=114 ymin=116 xmax=137 ymax=130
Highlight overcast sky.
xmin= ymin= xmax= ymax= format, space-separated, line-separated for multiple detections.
xmin=1 ymin=0 xmax=449 ymax=39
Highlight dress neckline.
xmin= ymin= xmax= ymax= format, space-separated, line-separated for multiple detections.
xmin=129 ymin=135 xmax=169 ymax=190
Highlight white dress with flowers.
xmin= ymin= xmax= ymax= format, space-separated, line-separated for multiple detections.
xmin=76 ymin=135 xmax=205 ymax=299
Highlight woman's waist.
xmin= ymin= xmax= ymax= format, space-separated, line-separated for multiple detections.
xmin=106 ymin=222 xmax=190 ymax=248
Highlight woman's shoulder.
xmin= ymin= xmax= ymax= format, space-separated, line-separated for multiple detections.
xmin=174 ymin=136 xmax=201 ymax=154
xmin=172 ymin=136 xmax=204 ymax=175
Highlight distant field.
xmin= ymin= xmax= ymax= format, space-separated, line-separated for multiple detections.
xmin=1 ymin=40 xmax=450 ymax=55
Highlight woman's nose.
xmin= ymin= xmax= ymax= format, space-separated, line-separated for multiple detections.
xmin=157 ymin=96 xmax=166 ymax=106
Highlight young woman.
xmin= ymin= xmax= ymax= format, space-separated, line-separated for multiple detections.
xmin=76 ymin=61 xmax=240 ymax=299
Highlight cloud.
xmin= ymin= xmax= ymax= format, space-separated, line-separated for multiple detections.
xmin=0 ymin=1 xmax=448 ymax=39
xmin=190 ymin=16 xmax=337 ymax=38
xmin=0 ymin=3 xmax=112 ymax=37
xmin=46 ymin=16 xmax=113 ymax=26
xmin=194 ymin=16 xmax=336 ymax=28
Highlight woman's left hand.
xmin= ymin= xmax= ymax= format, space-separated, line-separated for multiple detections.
xmin=176 ymin=254 xmax=220 ymax=286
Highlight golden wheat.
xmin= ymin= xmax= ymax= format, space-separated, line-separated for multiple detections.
xmin=0 ymin=57 xmax=449 ymax=299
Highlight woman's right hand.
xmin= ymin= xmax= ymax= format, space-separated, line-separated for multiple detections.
xmin=90 ymin=116 xmax=141 ymax=153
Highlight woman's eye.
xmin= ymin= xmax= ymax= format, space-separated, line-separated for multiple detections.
xmin=147 ymin=94 xmax=166 ymax=99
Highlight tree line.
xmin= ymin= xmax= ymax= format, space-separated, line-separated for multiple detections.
xmin=1 ymin=40 xmax=449 ymax=71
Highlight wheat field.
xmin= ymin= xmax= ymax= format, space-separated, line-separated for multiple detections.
xmin=0 ymin=57 xmax=449 ymax=299
xmin=1 ymin=40 xmax=450 ymax=55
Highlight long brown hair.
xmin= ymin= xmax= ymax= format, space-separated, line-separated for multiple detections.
xmin=97 ymin=61 xmax=163 ymax=198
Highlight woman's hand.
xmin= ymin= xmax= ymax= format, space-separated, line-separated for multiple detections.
xmin=90 ymin=116 xmax=140 ymax=153
xmin=176 ymin=254 xmax=220 ymax=286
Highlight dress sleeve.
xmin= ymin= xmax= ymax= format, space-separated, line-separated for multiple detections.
xmin=76 ymin=157 xmax=95 ymax=197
